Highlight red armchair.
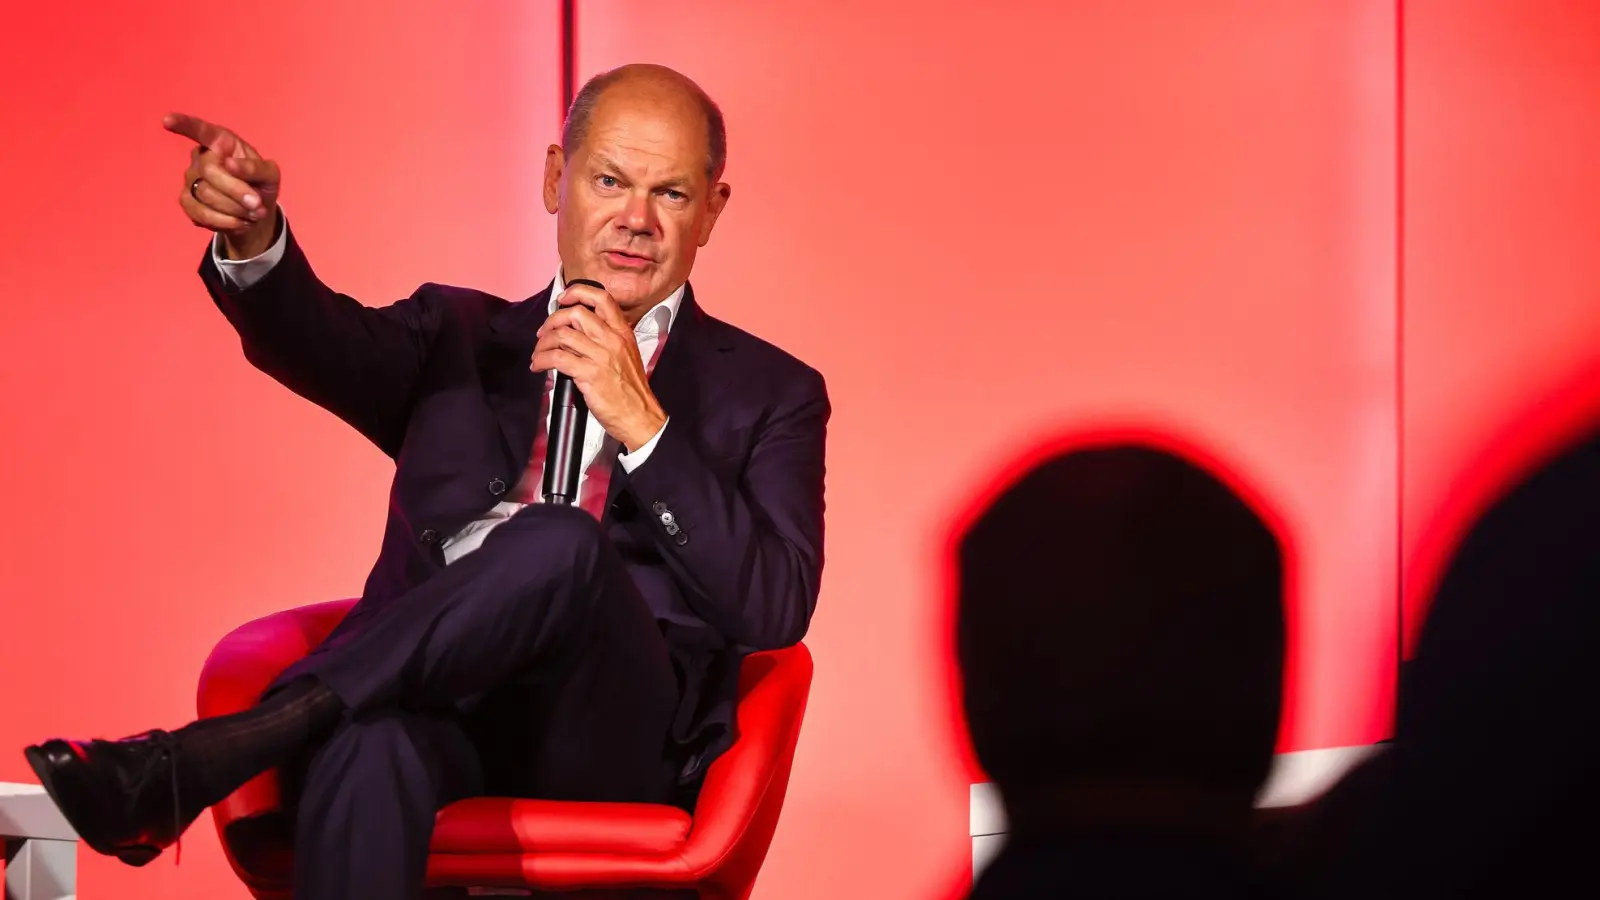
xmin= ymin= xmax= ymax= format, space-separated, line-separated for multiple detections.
xmin=197 ymin=599 xmax=813 ymax=899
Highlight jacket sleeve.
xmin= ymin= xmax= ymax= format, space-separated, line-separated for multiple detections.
xmin=617 ymin=368 xmax=829 ymax=650
xmin=200 ymin=219 xmax=438 ymax=458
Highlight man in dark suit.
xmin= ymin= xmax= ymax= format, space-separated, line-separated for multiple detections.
xmin=24 ymin=64 xmax=828 ymax=899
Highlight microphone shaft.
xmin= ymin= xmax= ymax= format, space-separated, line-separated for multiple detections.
xmin=541 ymin=278 xmax=605 ymax=505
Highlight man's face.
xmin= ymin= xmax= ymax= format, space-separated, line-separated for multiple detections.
xmin=543 ymin=87 xmax=730 ymax=319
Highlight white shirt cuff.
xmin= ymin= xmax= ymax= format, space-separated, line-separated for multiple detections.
xmin=212 ymin=214 xmax=289 ymax=290
xmin=618 ymin=418 xmax=669 ymax=473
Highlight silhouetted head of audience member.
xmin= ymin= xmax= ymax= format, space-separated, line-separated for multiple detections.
xmin=957 ymin=443 xmax=1286 ymax=845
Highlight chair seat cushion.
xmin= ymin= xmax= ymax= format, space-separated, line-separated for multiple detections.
xmin=431 ymin=797 xmax=693 ymax=856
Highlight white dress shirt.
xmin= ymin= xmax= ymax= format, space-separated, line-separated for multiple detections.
xmin=211 ymin=220 xmax=681 ymax=564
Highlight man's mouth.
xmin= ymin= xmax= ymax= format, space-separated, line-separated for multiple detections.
xmin=603 ymin=250 xmax=654 ymax=268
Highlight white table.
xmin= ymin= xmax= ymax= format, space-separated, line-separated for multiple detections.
xmin=969 ymin=744 xmax=1380 ymax=877
xmin=1 ymin=782 xmax=77 ymax=900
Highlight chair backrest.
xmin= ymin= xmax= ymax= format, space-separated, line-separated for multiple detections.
xmin=680 ymin=643 xmax=814 ymax=898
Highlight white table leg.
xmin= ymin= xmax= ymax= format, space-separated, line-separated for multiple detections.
xmin=1 ymin=782 xmax=79 ymax=900
xmin=5 ymin=837 xmax=77 ymax=900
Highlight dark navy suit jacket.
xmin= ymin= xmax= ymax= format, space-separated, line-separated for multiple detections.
xmin=199 ymin=222 xmax=829 ymax=783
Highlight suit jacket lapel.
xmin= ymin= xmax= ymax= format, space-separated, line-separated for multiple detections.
xmin=604 ymin=283 xmax=729 ymax=513
xmin=485 ymin=285 xmax=554 ymax=473
xmin=648 ymin=284 xmax=709 ymax=426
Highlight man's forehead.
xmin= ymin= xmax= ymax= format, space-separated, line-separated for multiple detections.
xmin=591 ymin=100 xmax=702 ymax=140
xmin=584 ymin=118 xmax=705 ymax=176
xmin=587 ymin=147 xmax=698 ymax=186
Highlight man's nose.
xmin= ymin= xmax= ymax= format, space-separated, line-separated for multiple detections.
xmin=620 ymin=191 xmax=658 ymax=235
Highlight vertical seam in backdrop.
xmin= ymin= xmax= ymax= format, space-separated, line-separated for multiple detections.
xmin=561 ymin=0 xmax=577 ymax=115
xmin=1394 ymin=0 xmax=1408 ymax=714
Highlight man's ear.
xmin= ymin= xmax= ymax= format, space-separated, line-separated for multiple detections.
xmin=542 ymin=145 xmax=565 ymax=214
xmin=698 ymin=182 xmax=732 ymax=247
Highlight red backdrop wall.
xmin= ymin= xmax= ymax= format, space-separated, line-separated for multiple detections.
xmin=0 ymin=2 xmax=558 ymax=897
xmin=2 ymin=2 xmax=1595 ymax=899
xmin=577 ymin=2 xmax=1397 ymax=898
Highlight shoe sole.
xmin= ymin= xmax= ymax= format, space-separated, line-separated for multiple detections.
xmin=23 ymin=743 xmax=162 ymax=867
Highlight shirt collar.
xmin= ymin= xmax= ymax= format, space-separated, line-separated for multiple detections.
xmin=550 ymin=268 xmax=685 ymax=339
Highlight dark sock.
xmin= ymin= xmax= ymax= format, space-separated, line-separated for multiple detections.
xmin=171 ymin=676 xmax=345 ymax=812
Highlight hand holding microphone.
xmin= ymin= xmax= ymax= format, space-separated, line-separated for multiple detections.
xmin=532 ymin=280 xmax=669 ymax=503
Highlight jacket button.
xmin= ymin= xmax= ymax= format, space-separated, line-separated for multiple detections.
xmin=652 ymin=501 xmax=668 ymax=516
xmin=419 ymin=528 xmax=439 ymax=544
xmin=674 ymin=531 xmax=689 ymax=547
xmin=664 ymin=521 xmax=681 ymax=536
xmin=487 ymin=477 xmax=507 ymax=496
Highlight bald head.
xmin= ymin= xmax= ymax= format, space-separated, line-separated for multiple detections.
xmin=562 ymin=64 xmax=727 ymax=181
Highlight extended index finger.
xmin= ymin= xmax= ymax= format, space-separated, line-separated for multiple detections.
xmin=540 ymin=303 xmax=602 ymax=340
xmin=162 ymin=112 xmax=228 ymax=148
xmin=559 ymin=283 xmax=627 ymax=331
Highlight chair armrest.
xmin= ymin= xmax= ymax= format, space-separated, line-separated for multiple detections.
xmin=676 ymin=644 xmax=813 ymax=888
xmin=197 ymin=599 xmax=356 ymax=824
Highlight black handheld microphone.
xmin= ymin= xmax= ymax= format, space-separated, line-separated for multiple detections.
xmin=541 ymin=278 xmax=606 ymax=506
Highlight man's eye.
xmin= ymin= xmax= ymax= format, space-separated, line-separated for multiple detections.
xmin=664 ymin=190 xmax=686 ymax=201
xmin=598 ymin=175 xmax=619 ymax=188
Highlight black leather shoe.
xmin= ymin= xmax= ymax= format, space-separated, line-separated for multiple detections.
xmin=23 ymin=730 xmax=194 ymax=866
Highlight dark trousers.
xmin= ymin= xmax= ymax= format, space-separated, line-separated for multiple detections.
xmin=275 ymin=504 xmax=682 ymax=900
